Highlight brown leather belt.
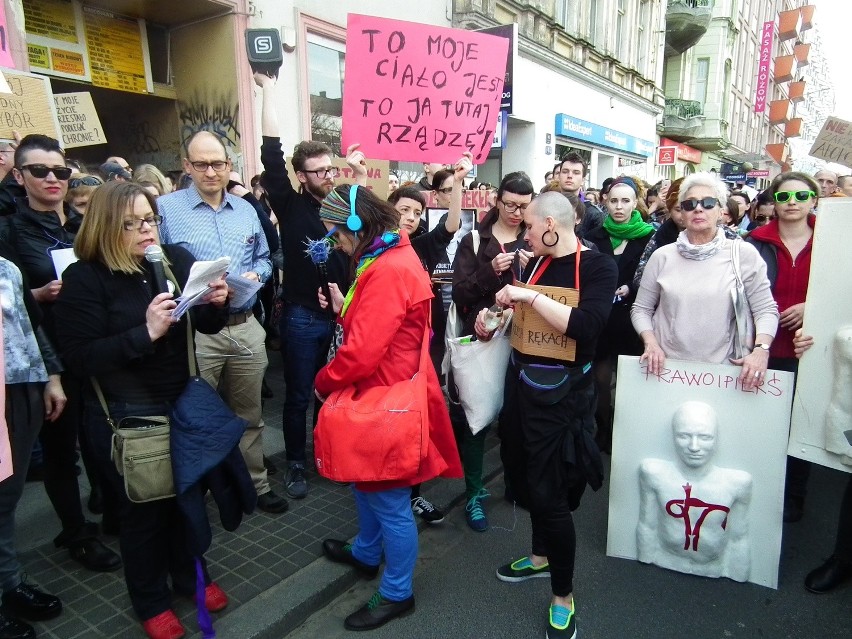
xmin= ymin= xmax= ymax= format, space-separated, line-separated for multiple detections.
xmin=225 ymin=311 xmax=252 ymax=326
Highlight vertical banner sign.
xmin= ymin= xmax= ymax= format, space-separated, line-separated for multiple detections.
xmin=754 ymin=21 xmax=774 ymax=114
xmin=52 ymin=92 xmax=107 ymax=148
xmin=341 ymin=14 xmax=509 ymax=165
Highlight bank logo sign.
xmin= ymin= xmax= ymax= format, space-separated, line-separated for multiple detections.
xmin=555 ymin=113 xmax=654 ymax=157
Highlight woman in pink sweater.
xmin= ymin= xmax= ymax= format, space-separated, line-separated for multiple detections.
xmin=631 ymin=172 xmax=779 ymax=390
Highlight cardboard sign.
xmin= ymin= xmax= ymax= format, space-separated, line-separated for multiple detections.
xmin=286 ymin=156 xmax=389 ymax=201
xmin=809 ymin=116 xmax=852 ymax=168
xmin=341 ymin=14 xmax=509 ymax=164
xmin=509 ymin=283 xmax=578 ymax=361
xmin=0 ymin=70 xmax=60 ymax=140
xmin=52 ymin=92 xmax=106 ymax=148
xmin=608 ymin=356 xmax=794 ymax=589
xmin=790 ymin=198 xmax=852 ymax=472
xmin=424 ymin=189 xmax=491 ymax=220
xmin=0 ymin=312 xmax=12 ymax=484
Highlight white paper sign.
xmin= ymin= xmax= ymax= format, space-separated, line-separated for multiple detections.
xmin=171 ymin=257 xmax=230 ymax=319
xmin=224 ymin=273 xmax=263 ymax=310
xmin=607 ymin=356 xmax=794 ymax=589
xmin=50 ymin=247 xmax=77 ymax=278
xmin=790 ymin=198 xmax=852 ymax=471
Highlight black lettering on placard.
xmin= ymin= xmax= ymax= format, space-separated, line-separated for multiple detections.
xmin=363 ymin=29 xmax=381 ymax=53
xmin=388 ymin=31 xmax=405 ymax=53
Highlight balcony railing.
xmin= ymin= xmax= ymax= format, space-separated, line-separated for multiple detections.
xmin=668 ymin=0 xmax=711 ymax=8
xmin=666 ymin=0 xmax=714 ymax=56
xmin=665 ymin=99 xmax=703 ymax=119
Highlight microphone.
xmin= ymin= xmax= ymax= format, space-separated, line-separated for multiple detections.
xmin=144 ymin=245 xmax=170 ymax=295
xmin=304 ymin=236 xmax=334 ymax=314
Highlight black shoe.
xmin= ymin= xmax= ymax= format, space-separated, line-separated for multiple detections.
xmin=783 ymin=495 xmax=804 ymax=523
xmin=87 ymin=484 xmax=103 ymax=515
xmin=257 ymin=491 xmax=289 ymax=514
xmin=263 ymin=456 xmax=278 ymax=476
xmin=805 ymin=556 xmax=852 ymax=593
xmin=68 ymin=538 xmax=122 ymax=572
xmin=322 ymin=539 xmax=379 ymax=579
xmin=0 ymin=612 xmax=35 ymax=639
xmin=343 ymin=592 xmax=414 ymax=631
xmin=1 ymin=582 xmax=62 ymax=621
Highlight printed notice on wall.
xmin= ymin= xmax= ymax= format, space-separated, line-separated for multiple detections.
xmin=23 ymin=0 xmax=90 ymax=81
xmin=0 ymin=70 xmax=61 ymax=141
xmin=53 ymin=92 xmax=106 ymax=148
xmin=83 ymin=6 xmax=152 ymax=94
xmin=341 ymin=14 xmax=509 ymax=164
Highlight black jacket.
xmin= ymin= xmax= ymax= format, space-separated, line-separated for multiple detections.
xmin=578 ymin=202 xmax=604 ymax=239
xmin=0 ymin=198 xmax=83 ymax=341
xmin=0 ymin=172 xmax=25 ymax=216
xmin=259 ymin=137 xmax=348 ymax=312
xmin=452 ymin=208 xmax=526 ymax=336
xmin=54 ymin=244 xmax=228 ymax=405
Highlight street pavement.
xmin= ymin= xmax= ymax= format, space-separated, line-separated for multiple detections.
xmin=287 ymin=463 xmax=852 ymax=639
xmin=12 ymin=349 xmax=852 ymax=638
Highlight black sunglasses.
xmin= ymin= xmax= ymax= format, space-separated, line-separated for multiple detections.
xmin=681 ymin=197 xmax=720 ymax=212
xmin=19 ymin=164 xmax=73 ymax=180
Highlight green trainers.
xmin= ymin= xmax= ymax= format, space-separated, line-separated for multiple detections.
xmin=495 ymin=556 xmax=551 ymax=582
xmin=546 ymin=603 xmax=576 ymax=639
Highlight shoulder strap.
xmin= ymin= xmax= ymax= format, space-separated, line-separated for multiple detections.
xmin=730 ymin=239 xmax=744 ymax=288
xmin=471 ymin=230 xmax=480 ymax=256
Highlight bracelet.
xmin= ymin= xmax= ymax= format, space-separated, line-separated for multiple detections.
xmin=531 ymin=293 xmax=540 ymax=307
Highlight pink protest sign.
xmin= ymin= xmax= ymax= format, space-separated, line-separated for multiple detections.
xmin=342 ymin=14 xmax=509 ymax=165
xmin=0 ymin=2 xmax=15 ymax=69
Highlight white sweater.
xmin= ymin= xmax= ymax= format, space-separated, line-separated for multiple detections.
xmin=631 ymin=239 xmax=779 ymax=364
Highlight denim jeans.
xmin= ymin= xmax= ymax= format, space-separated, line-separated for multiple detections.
xmin=280 ymin=304 xmax=334 ymax=463
xmin=350 ymin=486 xmax=417 ymax=602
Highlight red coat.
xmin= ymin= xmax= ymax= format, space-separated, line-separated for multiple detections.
xmin=314 ymin=233 xmax=462 ymax=491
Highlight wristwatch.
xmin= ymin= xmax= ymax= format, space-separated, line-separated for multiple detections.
xmin=753 ymin=342 xmax=770 ymax=352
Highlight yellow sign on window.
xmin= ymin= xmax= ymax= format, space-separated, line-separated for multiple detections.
xmin=84 ymin=8 xmax=149 ymax=94
xmin=50 ymin=49 xmax=85 ymax=76
xmin=23 ymin=0 xmax=78 ymax=44
xmin=27 ymin=44 xmax=50 ymax=69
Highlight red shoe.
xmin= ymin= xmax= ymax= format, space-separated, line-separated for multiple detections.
xmin=196 ymin=582 xmax=228 ymax=612
xmin=142 ymin=610 xmax=185 ymax=639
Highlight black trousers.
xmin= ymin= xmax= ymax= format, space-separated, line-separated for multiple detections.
xmin=768 ymin=357 xmax=812 ymax=500
xmin=84 ymin=400 xmax=208 ymax=621
xmin=499 ymin=360 xmax=596 ymax=597
xmin=834 ymin=476 xmax=852 ymax=562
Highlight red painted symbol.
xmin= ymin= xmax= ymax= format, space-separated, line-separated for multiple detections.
xmin=665 ymin=483 xmax=730 ymax=551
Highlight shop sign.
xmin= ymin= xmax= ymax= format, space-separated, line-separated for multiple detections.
xmin=656 ymin=146 xmax=676 ymax=165
xmin=754 ymin=21 xmax=774 ymax=114
xmin=659 ymin=137 xmax=703 ymax=163
xmin=476 ymin=24 xmax=516 ymax=114
xmin=555 ymin=113 xmax=654 ymax=157
xmin=747 ymin=169 xmax=770 ymax=178
xmin=492 ymin=110 xmax=507 ymax=149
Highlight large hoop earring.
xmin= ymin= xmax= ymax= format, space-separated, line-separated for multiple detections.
xmin=542 ymin=230 xmax=559 ymax=247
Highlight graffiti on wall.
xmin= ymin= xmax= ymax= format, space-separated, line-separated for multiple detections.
xmin=113 ymin=112 xmax=181 ymax=171
xmin=177 ymin=91 xmax=240 ymax=151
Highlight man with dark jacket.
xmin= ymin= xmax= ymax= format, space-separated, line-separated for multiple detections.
xmin=556 ymin=152 xmax=603 ymax=238
xmin=254 ymin=72 xmax=351 ymax=500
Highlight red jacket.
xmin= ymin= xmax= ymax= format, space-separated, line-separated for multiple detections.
xmin=314 ymin=233 xmax=463 ymax=491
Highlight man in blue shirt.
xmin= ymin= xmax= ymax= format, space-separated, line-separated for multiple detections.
xmin=159 ymin=131 xmax=287 ymax=514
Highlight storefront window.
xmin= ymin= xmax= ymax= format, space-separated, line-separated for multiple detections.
xmin=307 ymin=33 xmax=345 ymax=155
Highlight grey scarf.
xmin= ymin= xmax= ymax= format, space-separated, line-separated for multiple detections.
xmin=675 ymin=228 xmax=726 ymax=261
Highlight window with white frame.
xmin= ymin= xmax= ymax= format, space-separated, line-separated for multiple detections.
xmin=306 ymin=32 xmax=345 ymax=155
xmin=616 ymin=0 xmax=626 ymax=61
xmin=695 ymin=57 xmax=710 ymax=106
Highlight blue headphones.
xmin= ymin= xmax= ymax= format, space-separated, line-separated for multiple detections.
xmin=346 ymin=184 xmax=363 ymax=232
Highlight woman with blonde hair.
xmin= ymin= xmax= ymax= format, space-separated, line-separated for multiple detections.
xmin=134 ymin=163 xmax=172 ymax=197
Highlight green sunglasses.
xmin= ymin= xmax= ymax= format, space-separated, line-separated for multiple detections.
xmin=773 ymin=190 xmax=815 ymax=203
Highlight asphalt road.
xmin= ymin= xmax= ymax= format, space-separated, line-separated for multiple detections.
xmin=285 ymin=459 xmax=851 ymax=639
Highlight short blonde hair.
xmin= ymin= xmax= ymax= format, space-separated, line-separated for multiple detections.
xmin=679 ymin=172 xmax=728 ymax=208
xmin=75 ymin=181 xmax=161 ymax=274
xmin=134 ymin=163 xmax=171 ymax=196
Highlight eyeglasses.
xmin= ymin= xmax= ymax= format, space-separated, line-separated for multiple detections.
xmin=500 ymin=199 xmax=530 ymax=212
xmin=188 ymin=160 xmax=229 ymax=172
xmin=681 ymin=197 xmax=720 ymax=212
xmin=436 ymin=187 xmax=453 ymax=194
xmin=303 ymin=167 xmax=340 ymax=179
xmin=19 ymin=164 xmax=73 ymax=180
xmin=122 ymin=214 xmax=163 ymax=231
xmin=773 ymin=190 xmax=815 ymax=203
xmin=68 ymin=176 xmax=103 ymax=188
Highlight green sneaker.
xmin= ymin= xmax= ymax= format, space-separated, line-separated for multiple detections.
xmin=495 ymin=556 xmax=551 ymax=582
xmin=546 ymin=603 xmax=576 ymax=639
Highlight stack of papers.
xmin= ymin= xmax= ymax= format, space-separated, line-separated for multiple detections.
xmin=171 ymin=257 xmax=230 ymax=319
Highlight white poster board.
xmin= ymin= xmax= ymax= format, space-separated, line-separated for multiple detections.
xmin=52 ymin=92 xmax=106 ymax=148
xmin=607 ymin=356 xmax=794 ymax=589
xmin=790 ymin=198 xmax=852 ymax=471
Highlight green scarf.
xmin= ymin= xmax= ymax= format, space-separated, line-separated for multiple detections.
xmin=603 ymin=210 xmax=655 ymax=250
xmin=340 ymin=230 xmax=402 ymax=317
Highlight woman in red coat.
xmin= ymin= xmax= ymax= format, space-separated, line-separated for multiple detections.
xmin=314 ymin=184 xmax=462 ymax=632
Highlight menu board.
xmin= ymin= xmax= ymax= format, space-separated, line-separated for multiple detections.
xmin=83 ymin=6 xmax=151 ymax=94
xmin=23 ymin=0 xmax=89 ymax=81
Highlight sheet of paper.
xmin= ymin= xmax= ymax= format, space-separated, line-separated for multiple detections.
xmin=170 ymin=257 xmax=230 ymax=319
xmin=225 ymin=273 xmax=263 ymax=310
xmin=51 ymin=247 xmax=77 ymax=278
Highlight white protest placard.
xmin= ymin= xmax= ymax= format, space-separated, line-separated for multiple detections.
xmin=52 ymin=92 xmax=107 ymax=148
xmin=608 ymin=356 xmax=794 ymax=589
xmin=808 ymin=116 xmax=852 ymax=169
xmin=790 ymin=198 xmax=852 ymax=472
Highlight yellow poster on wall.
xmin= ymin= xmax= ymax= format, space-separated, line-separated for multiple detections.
xmin=23 ymin=0 xmax=90 ymax=81
xmin=83 ymin=6 xmax=150 ymax=94
xmin=23 ymin=0 xmax=78 ymax=44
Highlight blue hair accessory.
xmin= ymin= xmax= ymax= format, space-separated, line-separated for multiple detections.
xmin=346 ymin=185 xmax=363 ymax=232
